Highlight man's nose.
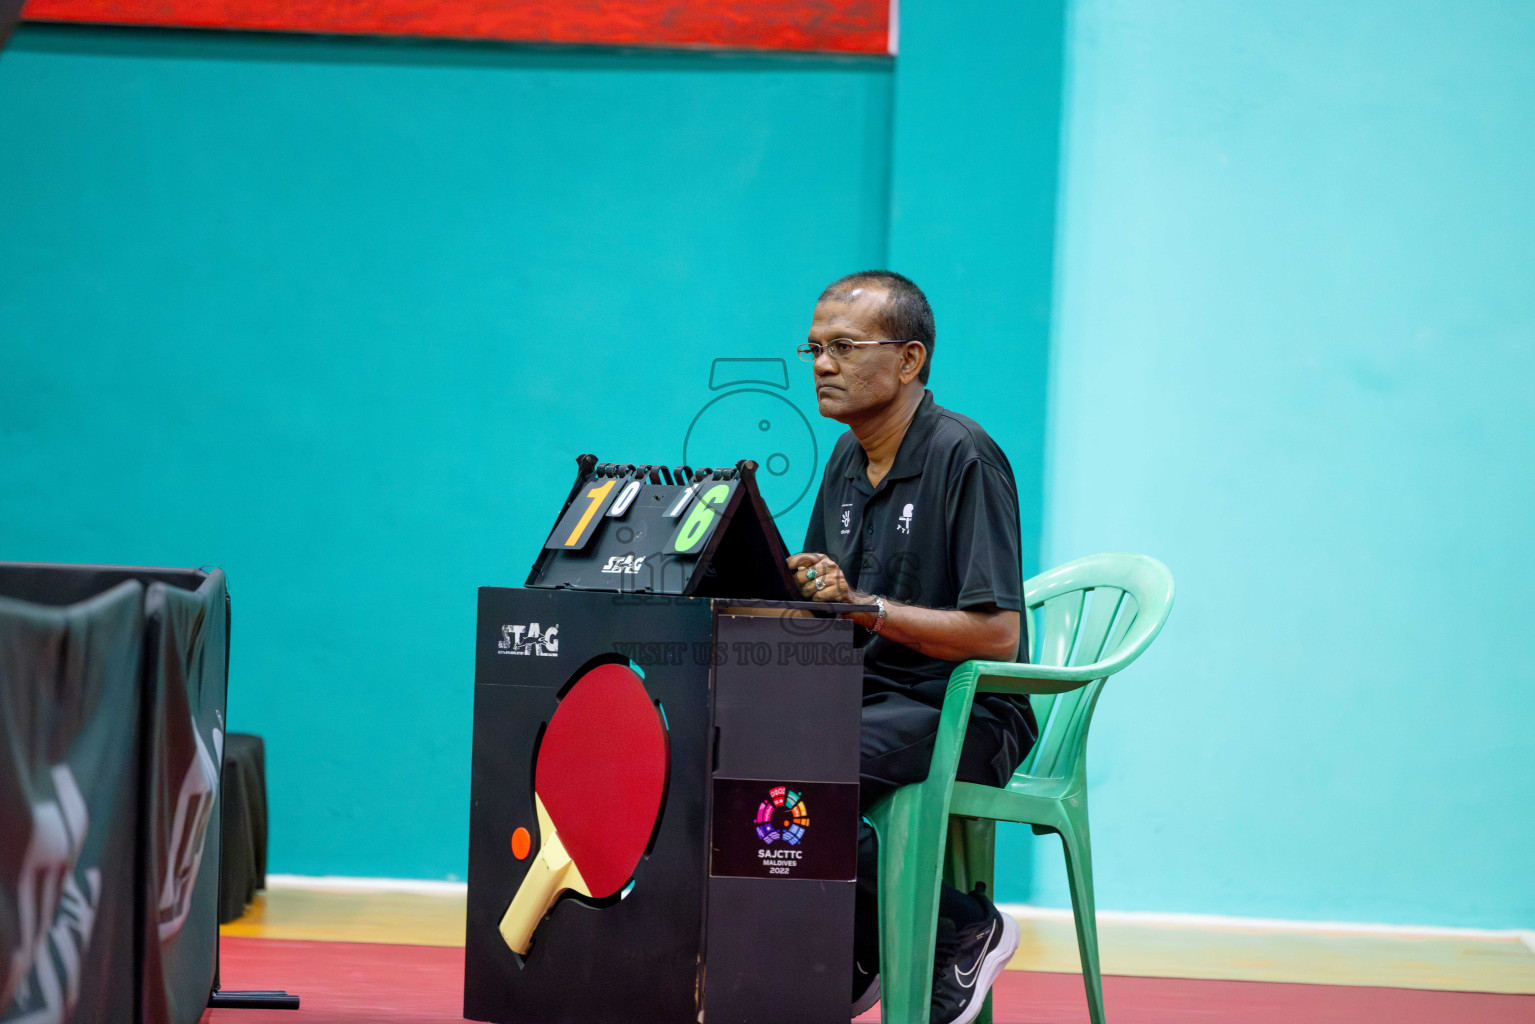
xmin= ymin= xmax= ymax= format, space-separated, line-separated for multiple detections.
xmin=814 ymin=351 xmax=838 ymax=373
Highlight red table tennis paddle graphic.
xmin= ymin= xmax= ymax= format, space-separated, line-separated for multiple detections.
xmin=499 ymin=661 xmax=669 ymax=955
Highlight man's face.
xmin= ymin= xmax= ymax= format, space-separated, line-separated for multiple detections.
xmin=807 ymin=287 xmax=918 ymax=423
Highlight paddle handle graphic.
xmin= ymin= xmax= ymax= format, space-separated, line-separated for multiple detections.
xmin=499 ymin=795 xmax=590 ymax=955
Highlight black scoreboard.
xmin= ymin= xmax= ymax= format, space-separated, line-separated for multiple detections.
xmin=526 ymin=454 xmax=800 ymax=600
xmin=467 ymin=453 xmax=863 ymax=1024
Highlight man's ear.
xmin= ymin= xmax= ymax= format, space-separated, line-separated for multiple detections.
xmin=899 ymin=342 xmax=927 ymax=384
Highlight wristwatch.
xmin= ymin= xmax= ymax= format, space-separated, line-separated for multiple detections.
xmin=868 ymin=596 xmax=887 ymax=634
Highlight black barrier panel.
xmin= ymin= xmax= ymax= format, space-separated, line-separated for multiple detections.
xmin=141 ymin=572 xmax=229 ymax=1024
xmin=0 ymin=579 xmax=144 ymax=1024
xmin=0 ymin=563 xmax=229 ymax=1024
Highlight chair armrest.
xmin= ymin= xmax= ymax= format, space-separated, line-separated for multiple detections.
xmin=956 ymin=657 xmax=1131 ymax=697
xmin=922 ymin=649 xmax=1130 ymax=789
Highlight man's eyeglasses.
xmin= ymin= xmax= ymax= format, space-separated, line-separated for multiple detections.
xmin=796 ymin=338 xmax=920 ymax=363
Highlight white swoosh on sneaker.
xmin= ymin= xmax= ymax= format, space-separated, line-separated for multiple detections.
xmin=948 ymin=912 xmax=1021 ymax=1024
xmin=952 ymin=921 xmax=998 ymax=987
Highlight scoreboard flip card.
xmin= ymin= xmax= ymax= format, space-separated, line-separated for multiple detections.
xmin=545 ymin=475 xmax=626 ymax=551
xmin=664 ymin=478 xmax=738 ymax=556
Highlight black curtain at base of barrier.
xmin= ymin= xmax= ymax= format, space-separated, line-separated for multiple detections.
xmin=219 ymin=735 xmax=268 ymax=925
xmin=0 ymin=564 xmax=230 ymax=1024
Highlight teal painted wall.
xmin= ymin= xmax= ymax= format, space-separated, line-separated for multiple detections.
xmin=0 ymin=26 xmax=891 ymax=878
xmin=1039 ymin=0 xmax=1535 ymax=928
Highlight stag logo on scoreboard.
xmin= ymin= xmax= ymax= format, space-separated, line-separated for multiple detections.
xmin=2 ymin=765 xmax=103 ymax=1019
xmin=158 ymin=724 xmax=224 ymax=940
xmin=600 ymin=555 xmax=646 ymax=575
xmin=498 ymin=623 xmax=560 ymax=657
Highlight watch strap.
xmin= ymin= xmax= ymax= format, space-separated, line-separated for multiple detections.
xmin=869 ymin=596 xmax=887 ymax=634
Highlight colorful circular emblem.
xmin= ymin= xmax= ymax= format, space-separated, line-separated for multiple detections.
xmin=755 ymin=785 xmax=810 ymax=845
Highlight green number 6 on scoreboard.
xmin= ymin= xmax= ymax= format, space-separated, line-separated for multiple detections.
xmin=666 ymin=482 xmax=733 ymax=555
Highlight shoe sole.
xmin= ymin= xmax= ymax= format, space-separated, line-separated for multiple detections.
xmin=851 ymin=974 xmax=880 ymax=1018
xmin=948 ymin=911 xmax=1020 ymax=1024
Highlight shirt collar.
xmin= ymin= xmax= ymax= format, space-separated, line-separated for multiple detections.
xmin=843 ymin=390 xmax=941 ymax=490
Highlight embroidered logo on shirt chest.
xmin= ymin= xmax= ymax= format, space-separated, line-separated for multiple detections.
xmin=897 ymin=503 xmax=914 ymax=534
xmin=840 ymin=503 xmax=853 ymax=536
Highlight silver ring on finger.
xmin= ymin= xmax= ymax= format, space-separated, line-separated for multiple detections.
xmin=814 ymin=578 xmax=826 ymax=591
xmin=805 ymin=568 xmax=818 ymax=580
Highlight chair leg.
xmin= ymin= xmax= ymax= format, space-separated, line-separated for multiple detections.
xmin=873 ymin=785 xmax=949 ymax=1024
xmin=1057 ymin=819 xmax=1106 ymax=1024
xmin=959 ymin=818 xmax=996 ymax=896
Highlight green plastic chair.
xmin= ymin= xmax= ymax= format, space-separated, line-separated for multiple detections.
xmin=865 ymin=553 xmax=1174 ymax=1024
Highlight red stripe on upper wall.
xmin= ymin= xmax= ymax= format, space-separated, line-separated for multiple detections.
xmin=20 ymin=0 xmax=894 ymax=54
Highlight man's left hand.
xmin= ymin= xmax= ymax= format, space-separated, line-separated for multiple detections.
xmin=787 ymin=552 xmax=859 ymax=603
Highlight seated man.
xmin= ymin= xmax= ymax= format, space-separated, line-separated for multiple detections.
xmin=787 ymin=270 xmax=1036 ymax=1024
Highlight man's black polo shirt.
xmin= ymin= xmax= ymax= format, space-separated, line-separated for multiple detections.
xmin=803 ymin=390 xmax=1036 ymax=752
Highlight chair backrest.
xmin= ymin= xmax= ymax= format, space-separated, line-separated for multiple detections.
xmin=1017 ymin=553 xmax=1173 ymax=781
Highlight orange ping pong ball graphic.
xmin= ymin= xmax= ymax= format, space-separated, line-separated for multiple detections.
xmin=511 ymin=828 xmax=531 ymax=860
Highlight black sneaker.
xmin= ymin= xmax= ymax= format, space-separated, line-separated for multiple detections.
xmin=851 ymin=956 xmax=880 ymax=1018
xmin=929 ymin=887 xmax=1020 ymax=1024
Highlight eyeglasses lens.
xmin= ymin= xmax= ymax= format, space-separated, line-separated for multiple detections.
xmin=799 ymin=341 xmax=858 ymax=362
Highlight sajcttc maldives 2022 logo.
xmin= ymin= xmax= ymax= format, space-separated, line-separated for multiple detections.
xmin=754 ymin=786 xmax=810 ymax=876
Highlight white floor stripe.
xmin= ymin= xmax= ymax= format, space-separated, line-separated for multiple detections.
xmin=266 ymin=874 xmax=467 ymax=896
xmin=996 ymin=902 xmax=1532 ymax=943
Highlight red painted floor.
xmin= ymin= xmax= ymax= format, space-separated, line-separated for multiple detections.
xmin=210 ymin=936 xmax=1535 ymax=1024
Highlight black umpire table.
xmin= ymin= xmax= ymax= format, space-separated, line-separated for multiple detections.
xmin=464 ymin=457 xmax=869 ymax=1024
